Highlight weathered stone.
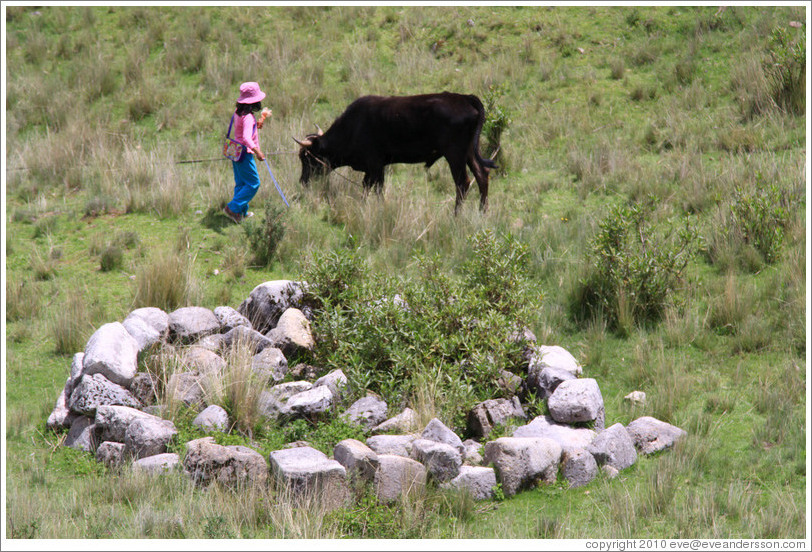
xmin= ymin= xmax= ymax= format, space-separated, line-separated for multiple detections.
xmin=288 ymin=363 xmax=319 ymax=380
xmin=122 ymin=314 xmax=162 ymax=353
xmin=266 ymin=308 xmax=315 ymax=356
xmin=82 ymin=322 xmax=139 ymax=387
xmin=96 ymin=441 xmax=126 ymax=468
xmin=374 ymin=454 xmax=427 ymax=503
xmin=238 ymin=280 xmax=307 ymax=333
xmin=193 ymin=405 xmax=230 ymax=432
xmin=466 ymin=397 xmax=526 ymax=440
xmin=251 ymin=347 xmax=288 ymax=384
xmin=497 ymin=370 xmax=523 ymax=395
xmin=313 ymin=369 xmax=347 ymax=399
xmin=341 ymin=396 xmax=388 ymax=429
xmin=462 ymin=439 xmax=484 ymax=466
xmin=133 ymin=453 xmax=180 ymax=476
xmin=441 ymin=466 xmax=497 ymax=500
xmin=602 ymin=465 xmax=619 ymax=479
xmin=258 ymin=381 xmax=313 ymax=419
xmin=421 ymin=418 xmax=464 ymax=454
xmin=65 ymin=416 xmax=98 ymax=452
xmin=333 ymin=439 xmax=379 ymax=482
xmin=409 ymin=438 xmax=462 ymax=483
xmin=527 ymin=345 xmax=582 ymax=377
xmin=528 ymin=366 xmax=577 ymax=400
xmin=128 ymin=372 xmax=158 ymax=406
xmin=168 ymin=306 xmax=220 ymax=344
xmin=196 ymin=333 xmax=226 ymax=353
xmin=213 ymin=305 xmax=252 ymax=332
xmin=624 ymin=391 xmax=647 ymax=407
xmin=483 ymin=437 xmax=562 ymax=497
xmin=284 ymin=385 xmax=334 ymax=418
xmin=547 ymin=378 xmax=605 ymax=430
xmin=180 ymin=347 xmax=226 ymax=375
xmin=125 ymin=307 xmax=169 ymax=338
xmin=366 ymin=434 xmax=419 ymax=457
xmin=370 ymin=407 xmax=419 ymax=435
xmin=512 ymin=415 xmax=597 ymax=451
xmin=561 ymin=447 xmax=598 ymax=488
xmin=221 ymin=325 xmax=273 ymax=354
xmin=269 ymin=446 xmax=349 ymax=511
xmin=626 ymin=416 xmax=686 ymax=455
xmin=587 ymin=423 xmax=637 ymax=471
xmin=184 ymin=437 xmax=268 ymax=488
xmin=124 ymin=416 xmax=177 ymax=459
xmin=166 ymin=372 xmax=205 ymax=409
xmin=69 ymin=373 xmax=142 ymax=416
xmin=47 ymin=378 xmax=76 ymax=430
xmin=95 ymin=405 xmax=161 ymax=443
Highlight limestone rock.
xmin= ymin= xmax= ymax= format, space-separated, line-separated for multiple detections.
xmin=128 ymin=372 xmax=159 ymax=406
xmin=483 ymin=437 xmax=562 ymax=497
xmin=69 ymin=373 xmax=142 ymax=416
xmin=462 ymin=439 xmax=484 ymax=466
xmin=266 ymin=308 xmax=315 ymax=356
xmin=527 ymin=366 xmax=576 ymax=400
xmin=184 ymin=437 xmax=268 ymax=488
xmin=180 ymin=347 xmax=226 ymax=375
xmin=96 ymin=441 xmax=126 ymax=468
xmin=587 ymin=423 xmax=637 ymax=471
xmin=65 ymin=416 xmax=98 ymax=452
xmin=624 ymin=391 xmax=647 ymax=407
xmin=527 ymin=345 xmax=582 ymax=377
xmin=221 ymin=325 xmax=273 ymax=354
xmin=374 ymin=454 xmax=427 ymax=503
xmin=252 ymin=347 xmax=288 ymax=384
xmin=238 ymin=280 xmax=307 ymax=333
xmin=124 ymin=416 xmax=177 ymax=459
xmin=441 ymin=466 xmax=497 ymax=500
xmin=213 ymin=305 xmax=252 ymax=332
xmin=95 ymin=404 xmax=161 ymax=443
xmin=268 ymin=446 xmax=349 ymax=511
xmin=626 ymin=416 xmax=686 ymax=454
xmin=421 ymin=418 xmax=464 ymax=454
xmin=313 ymin=369 xmax=347 ymax=399
xmin=341 ymin=396 xmax=388 ymax=429
xmin=512 ymin=415 xmax=597 ymax=451
xmin=47 ymin=377 xmax=76 ymax=430
xmin=168 ymin=306 xmax=220 ymax=344
xmin=166 ymin=372 xmax=205 ymax=409
xmin=466 ymin=397 xmax=526 ymax=440
xmin=333 ymin=439 xmax=379 ymax=482
xmin=193 ymin=405 xmax=230 ymax=432
xmin=547 ymin=378 xmax=605 ymax=430
xmin=561 ymin=447 xmax=598 ymax=488
xmin=366 ymin=434 xmax=419 ymax=457
xmin=122 ymin=314 xmax=162 ymax=353
xmin=125 ymin=307 xmax=169 ymax=338
xmin=408 ymin=438 xmax=462 ymax=483
xmin=82 ymin=322 xmax=139 ymax=387
xmin=283 ymin=385 xmax=334 ymax=418
xmin=371 ymin=407 xmax=419 ymax=435
xmin=133 ymin=453 xmax=180 ymax=475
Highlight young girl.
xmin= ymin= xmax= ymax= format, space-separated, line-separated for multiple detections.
xmin=224 ymin=82 xmax=271 ymax=223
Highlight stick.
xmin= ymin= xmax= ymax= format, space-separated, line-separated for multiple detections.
xmin=262 ymin=157 xmax=290 ymax=207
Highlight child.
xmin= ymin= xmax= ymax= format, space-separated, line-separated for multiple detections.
xmin=224 ymin=82 xmax=272 ymax=223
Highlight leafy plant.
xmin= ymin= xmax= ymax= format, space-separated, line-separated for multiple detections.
xmin=482 ymin=83 xmax=512 ymax=165
xmin=242 ymin=200 xmax=286 ymax=267
xmin=764 ymin=25 xmax=805 ymax=115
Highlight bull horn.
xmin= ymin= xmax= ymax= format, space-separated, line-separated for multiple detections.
xmin=314 ymin=124 xmax=324 ymax=136
xmin=293 ymin=136 xmax=313 ymax=147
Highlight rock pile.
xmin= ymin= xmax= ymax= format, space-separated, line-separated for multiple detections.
xmin=47 ymin=279 xmax=687 ymax=508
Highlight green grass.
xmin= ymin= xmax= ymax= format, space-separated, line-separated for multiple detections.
xmin=3 ymin=4 xmax=807 ymax=541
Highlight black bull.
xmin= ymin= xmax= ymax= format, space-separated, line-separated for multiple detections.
xmin=294 ymin=92 xmax=497 ymax=214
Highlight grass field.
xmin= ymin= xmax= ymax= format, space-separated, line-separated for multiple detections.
xmin=3 ymin=4 xmax=809 ymax=543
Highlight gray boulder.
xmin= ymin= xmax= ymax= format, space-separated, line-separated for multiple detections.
xmin=283 ymin=385 xmax=334 ymax=418
xmin=561 ymin=447 xmax=598 ymax=488
xmin=126 ymin=307 xmax=169 ymax=338
xmin=421 ymin=418 xmax=464 ymax=454
xmin=238 ymin=280 xmax=307 ymax=333
xmin=587 ymin=423 xmax=637 ymax=471
xmin=124 ymin=416 xmax=177 ymax=459
xmin=221 ymin=325 xmax=273 ymax=354
xmin=374 ymin=454 xmax=427 ymax=503
xmin=366 ymin=434 xmax=419 ymax=457
xmin=341 ymin=396 xmax=388 ymax=429
xmin=193 ymin=405 xmax=230 ymax=432
xmin=483 ymin=437 xmax=562 ymax=497
xmin=96 ymin=441 xmax=126 ymax=468
xmin=251 ymin=347 xmax=288 ymax=384
xmin=462 ymin=439 xmax=484 ymax=466
xmin=167 ymin=372 xmax=205 ymax=409
xmin=626 ymin=416 xmax=686 ymax=454
xmin=466 ymin=397 xmax=526 ymax=440
xmin=82 ymin=322 xmax=139 ymax=387
xmin=213 ymin=305 xmax=252 ymax=332
xmin=313 ymin=369 xmax=347 ymax=399
xmin=408 ymin=438 xmax=462 ymax=483
xmin=184 ymin=437 xmax=268 ymax=488
xmin=371 ymin=407 xmax=419 ymax=435
xmin=527 ymin=344 xmax=583 ymax=377
xmin=512 ymin=415 xmax=597 ymax=451
xmin=547 ymin=378 xmax=605 ymax=430
xmin=265 ymin=308 xmax=315 ymax=356
xmin=168 ymin=306 xmax=220 ymax=344
xmin=624 ymin=391 xmax=647 ymax=407
xmin=180 ymin=347 xmax=226 ymax=375
xmin=333 ymin=439 xmax=380 ymax=483
xmin=196 ymin=333 xmax=226 ymax=353
xmin=133 ymin=453 xmax=180 ymax=475
xmin=95 ymin=404 xmax=161 ymax=443
xmin=497 ymin=370 xmax=524 ymax=395
xmin=128 ymin=372 xmax=159 ymax=406
xmin=441 ymin=466 xmax=497 ymax=501
xmin=527 ymin=366 xmax=577 ymax=400
xmin=65 ymin=416 xmax=98 ymax=452
xmin=69 ymin=373 xmax=142 ymax=416
xmin=258 ymin=381 xmax=313 ymax=419
xmin=122 ymin=314 xmax=162 ymax=353
xmin=47 ymin=378 xmax=76 ymax=430
xmin=269 ymin=446 xmax=349 ymax=511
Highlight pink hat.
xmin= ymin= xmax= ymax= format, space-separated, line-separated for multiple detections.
xmin=237 ymin=82 xmax=266 ymax=104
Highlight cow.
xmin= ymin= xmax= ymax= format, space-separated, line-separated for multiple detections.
xmin=293 ymin=92 xmax=497 ymax=214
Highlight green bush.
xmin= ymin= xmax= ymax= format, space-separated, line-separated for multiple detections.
xmin=301 ymin=230 xmax=539 ymax=432
xmin=765 ymin=26 xmax=805 ymax=116
xmin=569 ymin=202 xmax=698 ymax=333
xmin=242 ymin=201 xmax=286 ymax=267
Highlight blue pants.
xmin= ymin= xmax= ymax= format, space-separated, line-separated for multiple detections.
xmin=228 ymin=153 xmax=260 ymax=215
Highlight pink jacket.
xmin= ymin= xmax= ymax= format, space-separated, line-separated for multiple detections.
xmin=234 ymin=112 xmax=259 ymax=151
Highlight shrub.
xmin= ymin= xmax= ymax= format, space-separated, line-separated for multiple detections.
xmin=482 ymin=84 xmax=512 ymax=165
xmin=569 ymin=202 xmax=698 ymax=333
xmin=132 ymin=248 xmax=199 ymax=311
xmin=242 ymin=201 xmax=286 ymax=267
xmin=100 ymin=244 xmax=124 ymax=272
xmin=764 ymin=26 xmax=805 ymax=116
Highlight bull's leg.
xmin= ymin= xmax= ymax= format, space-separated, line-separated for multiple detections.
xmin=467 ymin=156 xmax=490 ymax=213
xmin=363 ymin=166 xmax=385 ymax=200
xmin=447 ymin=157 xmax=470 ymax=216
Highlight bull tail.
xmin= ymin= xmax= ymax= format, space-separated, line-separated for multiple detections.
xmin=469 ymin=94 xmax=498 ymax=170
